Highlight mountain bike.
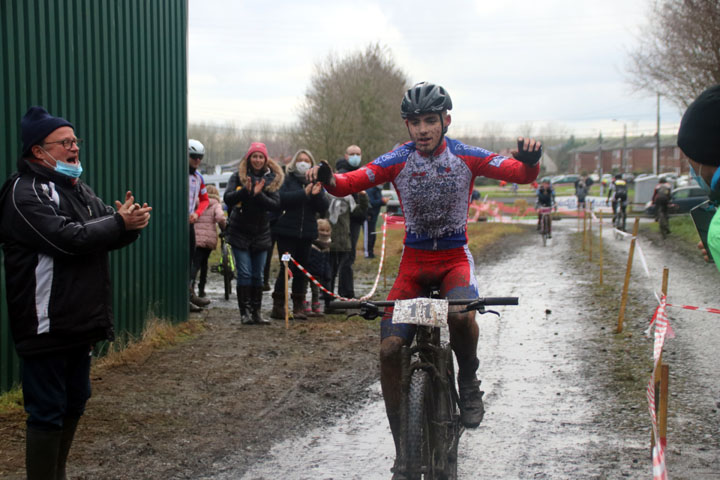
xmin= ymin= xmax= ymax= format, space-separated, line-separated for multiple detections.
xmin=330 ymin=295 xmax=518 ymax=479
xmin=215 ymin=231 xmax=235 ymax=300
xmin=537 ymin=206 xmax=553 ymax=246
xmin=613 ymin=201 xmax=627 ymax=240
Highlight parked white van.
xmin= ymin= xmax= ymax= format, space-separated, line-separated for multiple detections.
xmin=202 ymin=170 xmax=233 ymax=197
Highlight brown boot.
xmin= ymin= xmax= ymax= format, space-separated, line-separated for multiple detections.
xmin=270 ymin=290 xmax=286 ymax=320
xmin=291 ymin=294 xmax=307 ymax=320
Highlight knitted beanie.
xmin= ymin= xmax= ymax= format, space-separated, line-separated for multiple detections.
xmin=21 ymin=106 xmax=74 ymax=155
xmin=677 ymin=85 xmax=720 ymax=166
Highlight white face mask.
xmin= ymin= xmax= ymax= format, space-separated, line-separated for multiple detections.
xmin=295 ymin=161 xmax=311 ymax=175
xmin=348 ymin=154 xmax=361 ymax=167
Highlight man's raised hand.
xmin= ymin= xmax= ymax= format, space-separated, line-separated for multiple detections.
xmin=512 ymin=137 xmax=543 ymax=166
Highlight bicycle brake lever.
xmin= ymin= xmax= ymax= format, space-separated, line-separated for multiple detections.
xmin=478 ymin=309 xmax=501 ymax=317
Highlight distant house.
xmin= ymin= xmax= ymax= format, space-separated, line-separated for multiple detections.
xmin=568 ymin=135 xmax=689 ymax=175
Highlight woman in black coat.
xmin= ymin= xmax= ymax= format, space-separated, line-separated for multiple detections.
xmin=224 ymin=142 xmax=283 ymax=325
xmin=270 ymin=149 xmax=329 ymax=319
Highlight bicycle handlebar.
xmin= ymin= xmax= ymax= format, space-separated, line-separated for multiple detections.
xmin=329 ymin=297 xmax=519 ymax=309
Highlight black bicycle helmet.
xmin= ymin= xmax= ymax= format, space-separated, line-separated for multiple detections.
xmin=400 ymin=82 xmax=452 ymax=119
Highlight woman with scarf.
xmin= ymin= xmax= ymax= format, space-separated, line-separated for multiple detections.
xmin=224 ymin=142 xmax=283 ymax=325
xmin=270 ymin=149 xmax=329 ymax=319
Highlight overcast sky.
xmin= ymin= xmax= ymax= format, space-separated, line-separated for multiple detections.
xmin=188 ymin=0 xmax=684 ymax=140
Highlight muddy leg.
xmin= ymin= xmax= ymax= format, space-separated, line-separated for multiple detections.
xmin=380 ymin=336 xmax=405 ymax=456
xmin=448 ymin=311 xmax=479 ymax=379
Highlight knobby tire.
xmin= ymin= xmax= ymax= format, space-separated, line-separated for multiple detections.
xmin=407 ymin=369 xmax=433 ymax=479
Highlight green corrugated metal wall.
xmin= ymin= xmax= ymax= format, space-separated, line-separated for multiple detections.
xmin=0 ymin=0 xmax=189 ymax=393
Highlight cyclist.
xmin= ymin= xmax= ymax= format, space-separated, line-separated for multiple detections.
xmin=188 ymin=139 xmax=211 ymax=311
xmin=606 ymin=173 xmax=628 ymax=230
xmin=307 ymin=82 xmax=541 ymax=468
xmin=652 ymin=177 xmax=673 ymax=234
xmin=536 ymin=179 xmax=556 ymax=238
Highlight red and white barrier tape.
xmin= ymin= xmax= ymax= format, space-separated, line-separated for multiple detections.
xmin=646 ymin=296 xmax=670 ymax=480
xmin=284 ymin=214 xmax=388 ymax=302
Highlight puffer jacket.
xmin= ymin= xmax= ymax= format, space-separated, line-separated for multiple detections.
xmin=272 ymin=172 xmax=330 ymax=240
xmin=194 ymin=195 xmax=226 ymax=250
xmin=224 ymin=157 xmax=283 ymax=251
xmin=0 ymin=157 xmax=140 ymax=357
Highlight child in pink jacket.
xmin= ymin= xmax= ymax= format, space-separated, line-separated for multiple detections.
xmin=192 ymin=184 xmax=227 ymax=297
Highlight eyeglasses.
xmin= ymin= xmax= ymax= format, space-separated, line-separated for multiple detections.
xmin=44 ymin=138 xmax=83 ymax=150
xmin=190 ymin=154 xmax=204 ymax=160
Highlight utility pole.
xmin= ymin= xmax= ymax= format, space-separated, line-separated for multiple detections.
xmin=655 ymin=93 xmax=661 ymax=175
xmin=598 ymin=131 xmax=604 ymax=197
xmin=622 ymin=123 xmax=628 ymax=173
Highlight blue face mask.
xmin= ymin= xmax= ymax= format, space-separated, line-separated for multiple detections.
xmin=348 ymin=154 xmax=361 ymax=167
xmin=41 ymin=147 xmax=83 ymax=178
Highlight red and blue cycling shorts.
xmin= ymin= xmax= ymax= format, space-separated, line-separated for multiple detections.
xmin=381 ymin=245 xmax=479 ymax=341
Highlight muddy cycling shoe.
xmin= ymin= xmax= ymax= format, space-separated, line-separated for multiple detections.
xmin=458 ymin=378 xmax=485 ymax=428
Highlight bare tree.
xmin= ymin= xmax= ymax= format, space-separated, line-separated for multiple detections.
xmin=189 ymin=121 xmax=295 ymax=168
xmin=294 ymin=44 xmax=409 ymax=165
xmin=627 ymin=0 xmax=720 ymax=107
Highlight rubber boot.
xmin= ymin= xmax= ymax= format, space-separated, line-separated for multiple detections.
xmin=270 ymin=290 xmax=286 ymax=320
xmin=251 ymin=286 xmax=270 ymax=325
xmin=198 ymin=279 xmax=206 ymax=298
xmin=237 ymin=285 xmax=253 ymax=324
xmin=56 ymin=417 xmax=79 ymax=480
xmin=190 ymin=284 xmax=210 ymax=307
xmin=26 ymin=427 xmax=61 ymax=480
xmin=291 ymin=294 xmax=307 ymax=320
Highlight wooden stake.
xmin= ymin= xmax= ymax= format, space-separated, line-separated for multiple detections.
xmin=588 ymin=210 xmax=593 ymax=262
xmin=598 ymin=211 xmax=603 ymax=285
xmin=283 ymin=258 xmax=290 ymax=329
xmin=582 ymin=210 xmax=587 ymax=250
xmin=652 ymin=267 xmax=670 ymax=451
xmin=617 ymin=217 xmax=640 ymax=333
xmin=659 ymin=364 xmax=669 ymax=449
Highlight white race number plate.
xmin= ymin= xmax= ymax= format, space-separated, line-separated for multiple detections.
xmin=392 ymin=298 xmax=449 ymax=328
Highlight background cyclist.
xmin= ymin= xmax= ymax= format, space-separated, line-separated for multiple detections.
xmin=307 ymin=82 xmax=541 ymax=471
xmin=652 ymin=176 xmax=673 ymax=233
xmin=606 ymin=173 xmax=628 ymax=230
xmin=536 ymin=179 xmax=556 ymax=238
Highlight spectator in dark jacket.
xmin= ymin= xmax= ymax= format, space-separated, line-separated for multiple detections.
xmin=224 ymin=142 xmax=283 ymax=325
xmin=335 ymin=145 xmax=368 ymax=267
xmin=327 ymin=189 xmax=369 ymax=306
xmin=270 ymin=149 xmax=329 ymax=320
xmin=0 ymin=106 xmax=151 ymax=480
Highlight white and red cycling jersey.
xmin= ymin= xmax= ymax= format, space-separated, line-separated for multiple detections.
xmin=189 ymin=170 xmax=209 ymax=218
xmin=326 ymin=137 xmax=539 ymax=250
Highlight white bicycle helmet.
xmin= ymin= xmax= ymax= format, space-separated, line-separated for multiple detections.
xmin=188 ymin=139 xmax=205 ymax=156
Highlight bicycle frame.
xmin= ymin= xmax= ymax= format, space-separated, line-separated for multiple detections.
xmin=330 ymin=296 xmax=518 ymax=479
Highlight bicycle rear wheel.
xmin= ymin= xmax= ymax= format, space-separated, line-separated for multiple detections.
xmin=222 ymin=244 xmax=233 ymax=301
xmin=407 ymin=369 xmax=434 ymax=479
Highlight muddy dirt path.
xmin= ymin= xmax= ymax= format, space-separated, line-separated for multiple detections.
xmin=3 ymin=218 xmax=719 ymax=480
xmin=223 ymin=220 xmax=720 ymax=480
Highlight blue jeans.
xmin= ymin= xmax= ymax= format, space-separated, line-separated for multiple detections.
xmin=233 ymin=247 xmax=267 ymax=287
xmin=22 ymin=346 xmax=92 ymax=430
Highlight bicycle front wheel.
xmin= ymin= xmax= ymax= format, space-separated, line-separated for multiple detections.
xmin=407 ymin=369 xmax=434 ymax=479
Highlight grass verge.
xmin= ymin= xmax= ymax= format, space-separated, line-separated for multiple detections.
xmin=0 ymin=317 xmax=206 ymax=413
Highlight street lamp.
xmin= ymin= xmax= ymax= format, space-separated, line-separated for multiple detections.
xmin=612 ymin=119 xmax=628 ymax=173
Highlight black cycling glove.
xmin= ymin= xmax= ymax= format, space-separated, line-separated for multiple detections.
xmin=514 ymin=139 xmax=542 ymax=166
xmin=317 ymin=160 xmax=333 ymax=184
